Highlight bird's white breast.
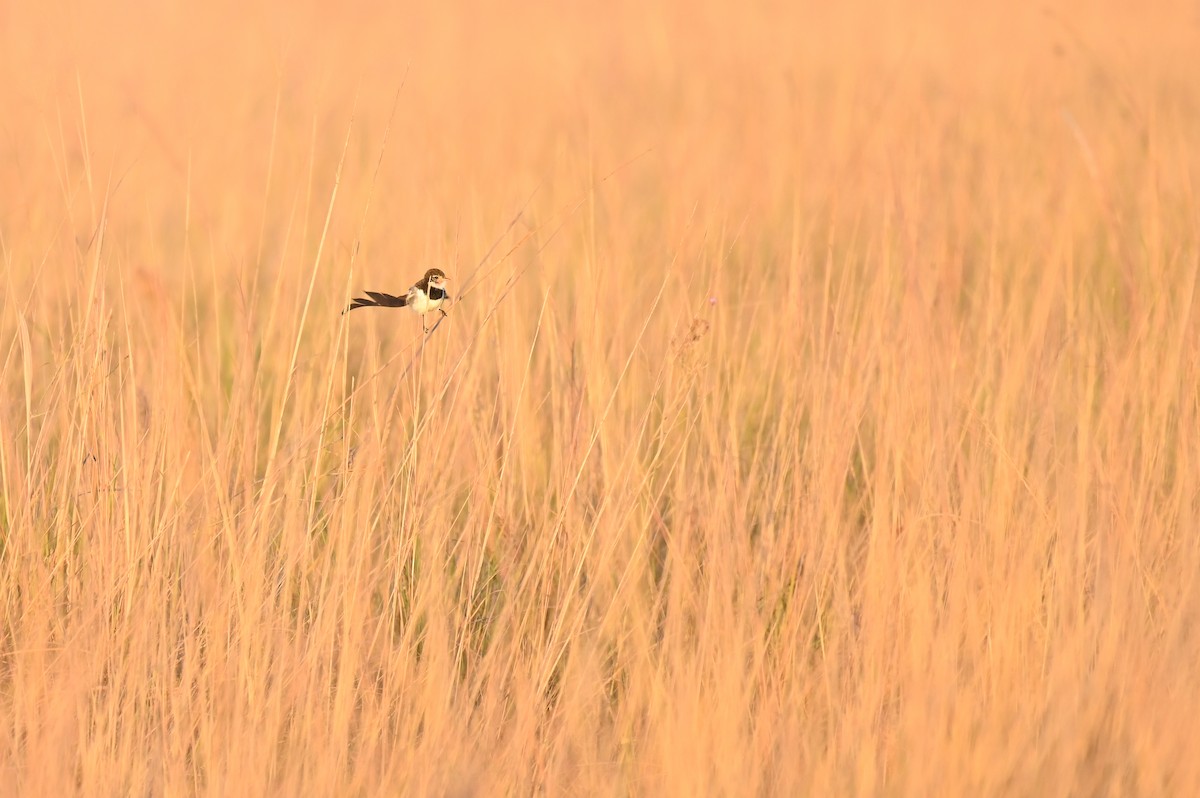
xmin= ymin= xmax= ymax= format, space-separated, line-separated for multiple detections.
xmin=406 ymin=287 xmax=445 ymax=314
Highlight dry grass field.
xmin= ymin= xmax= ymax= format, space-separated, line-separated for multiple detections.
xmin=1 ymin=0 xmax=1198 ymax=794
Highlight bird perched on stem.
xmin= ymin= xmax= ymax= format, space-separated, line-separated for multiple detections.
xmin=344 ymin=268 xmax=451 ymax=332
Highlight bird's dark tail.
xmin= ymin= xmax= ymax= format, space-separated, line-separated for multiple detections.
xmin=344 ymin=291 xmax=408 ymax=314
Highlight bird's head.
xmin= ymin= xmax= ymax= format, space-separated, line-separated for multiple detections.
xmin=424 ymin=268 xmax=449 ymax=289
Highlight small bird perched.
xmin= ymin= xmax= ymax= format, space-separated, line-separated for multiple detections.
xmin=344 ymin=268 xmax=451 ymax=332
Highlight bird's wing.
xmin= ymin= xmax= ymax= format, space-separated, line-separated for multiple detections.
xmin=343 ymin=290 xmax=408 ymax=313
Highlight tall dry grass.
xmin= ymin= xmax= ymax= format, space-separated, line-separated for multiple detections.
xmin=1 ymin=0 xmax=1198 ymax=794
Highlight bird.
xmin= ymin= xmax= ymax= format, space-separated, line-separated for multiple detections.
xmin=344 ymin=268 xmax=451 ymax=332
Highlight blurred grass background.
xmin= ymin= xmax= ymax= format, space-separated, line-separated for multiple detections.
xmin=1 ymin=0 xmax=1198 ymax=794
